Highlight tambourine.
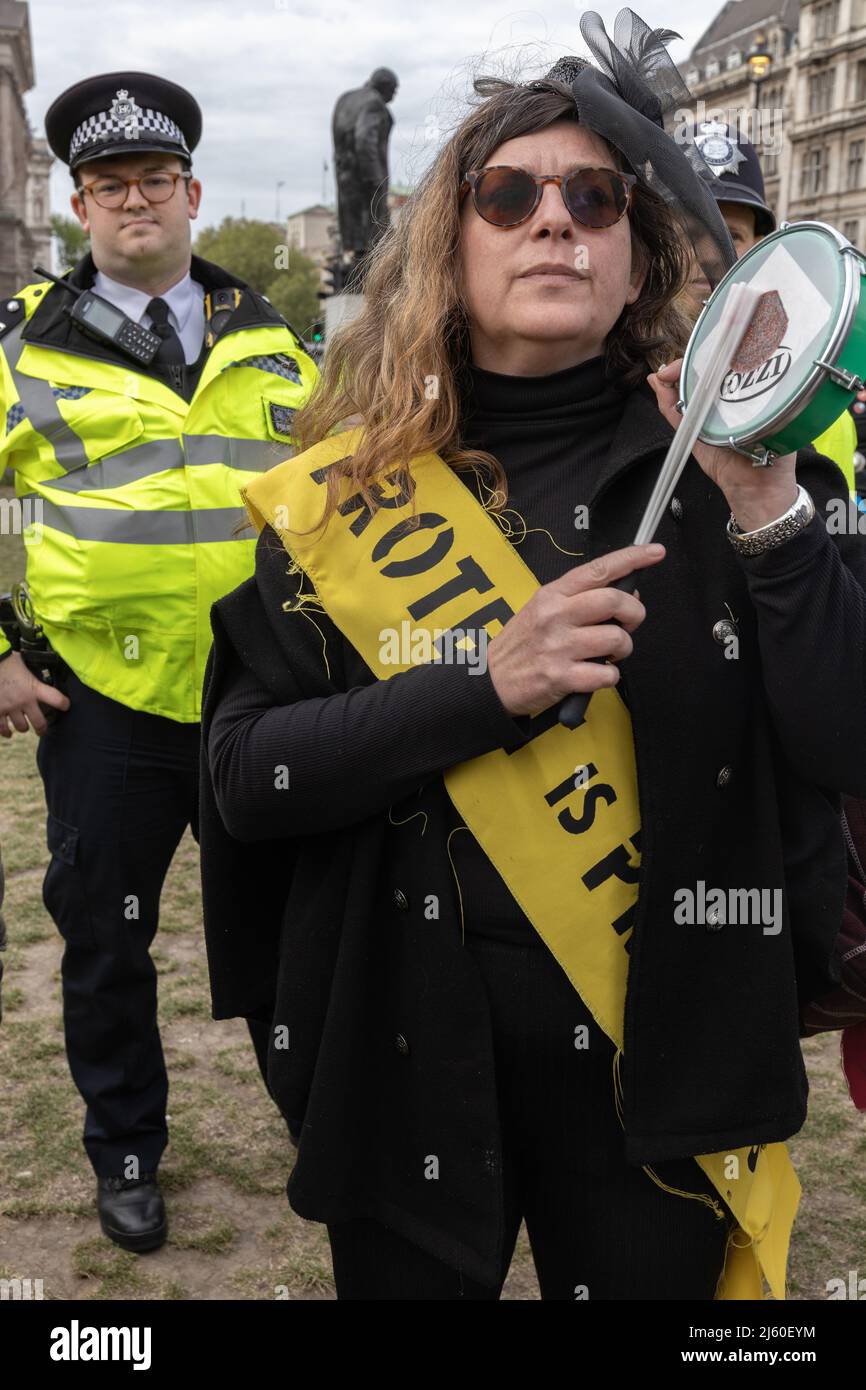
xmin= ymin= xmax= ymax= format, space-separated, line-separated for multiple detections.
xmin=680 ymin=220 xmax=866 ymax=465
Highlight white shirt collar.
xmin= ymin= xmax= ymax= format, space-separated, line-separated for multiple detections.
xmin=92 ymin=268 xmax=201 ymax=332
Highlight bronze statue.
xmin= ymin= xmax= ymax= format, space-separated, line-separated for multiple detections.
xmin=331 ymin=67 xmax=398 ymax=288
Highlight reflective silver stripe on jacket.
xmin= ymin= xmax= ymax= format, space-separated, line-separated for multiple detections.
xmin=186 ymin=435 xmax=291 ymax=472
xmin=1 ymin=323 xmax=90 ymax=473
xmin=28 ymin=435 xmax=289 ymax=494
xmin=21 ymin=498 xmax=251 ymax=544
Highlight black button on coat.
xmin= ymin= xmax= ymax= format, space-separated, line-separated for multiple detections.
xmin=199 ymin=380 xmax=866 ymax=1288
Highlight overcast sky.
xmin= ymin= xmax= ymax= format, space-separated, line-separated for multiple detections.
xmin=22 ymin=0 xmax=717 ymax=232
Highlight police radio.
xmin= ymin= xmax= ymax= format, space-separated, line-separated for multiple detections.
xmin=33 ymin=265 xmax=162 ymax=365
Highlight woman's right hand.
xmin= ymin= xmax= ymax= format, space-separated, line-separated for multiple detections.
xmin=486 ymin=543 xmax=666 ymax=718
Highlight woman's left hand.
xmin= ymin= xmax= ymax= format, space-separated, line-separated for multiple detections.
xmin=647 ymin=359 xmax=799 ymax=533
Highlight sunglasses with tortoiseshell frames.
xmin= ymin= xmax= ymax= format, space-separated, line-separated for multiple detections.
xmin=459 ymin=166 xmax=637 ymax=229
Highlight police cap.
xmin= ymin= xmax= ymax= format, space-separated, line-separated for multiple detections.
xmin=45 ymin=72 xmax=202 ymax=173
xmin=689 ymin=120 xmax=776 ymax=237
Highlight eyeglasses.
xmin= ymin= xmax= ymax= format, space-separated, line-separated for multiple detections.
xmin=77 ymin=171 xmax=192 ymax=209
xmin=459 ymin=166 xmax=637 ymax=230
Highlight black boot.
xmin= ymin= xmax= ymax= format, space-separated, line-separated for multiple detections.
xmin=96 ymin=1172 xmax=167 ymax=1253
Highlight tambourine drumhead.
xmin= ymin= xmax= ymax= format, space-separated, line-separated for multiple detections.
xmin=681 ymin=221 xmax=866 ymax=457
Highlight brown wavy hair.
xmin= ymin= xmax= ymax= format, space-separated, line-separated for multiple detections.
xmin=289 ymin=73 xmax=693 ymax=535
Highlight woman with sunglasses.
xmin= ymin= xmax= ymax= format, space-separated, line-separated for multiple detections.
xmin=199 ymin=14 xmax=866 ymax=1300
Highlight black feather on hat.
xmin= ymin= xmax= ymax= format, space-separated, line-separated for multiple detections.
xmin=534 ymin=9 xmax=737 ymax=291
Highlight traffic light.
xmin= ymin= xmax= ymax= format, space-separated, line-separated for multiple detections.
xmin=318 ymin=257 xmax=345 ymax=301
xmin=310 ymin=319 xmax=324 ymax=344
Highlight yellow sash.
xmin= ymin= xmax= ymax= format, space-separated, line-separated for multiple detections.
xmin=243 ymin=427 xmax=800 ymax=1300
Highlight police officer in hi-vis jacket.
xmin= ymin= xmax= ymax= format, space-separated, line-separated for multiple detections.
xmin=0 ymin=71 xmax=318 ymax=1252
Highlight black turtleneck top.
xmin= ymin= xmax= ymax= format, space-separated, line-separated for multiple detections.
xmin=447 ymin=353 xmax=630 ymax=946
xmin=207 ymin=353 xmax=639 ymax=952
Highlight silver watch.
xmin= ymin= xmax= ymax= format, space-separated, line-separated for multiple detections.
xmin=726 ymin=485 xmax=815 ymax=556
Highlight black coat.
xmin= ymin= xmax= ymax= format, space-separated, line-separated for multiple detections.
xmin=199 ymin=380 xmax=866 ymax=1287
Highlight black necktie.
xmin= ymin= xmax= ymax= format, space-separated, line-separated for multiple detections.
xmin=146 ymin=297 xmax=185 ymax=365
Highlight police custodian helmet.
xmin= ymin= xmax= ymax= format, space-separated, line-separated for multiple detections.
xmin=690 ymin=119 xmax=776 ymax=237
xmin=44 ymin=72 xmax=202 ymax=173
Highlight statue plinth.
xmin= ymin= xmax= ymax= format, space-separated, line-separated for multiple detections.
xmin=323 ymin=291 xmax=365 ymax=341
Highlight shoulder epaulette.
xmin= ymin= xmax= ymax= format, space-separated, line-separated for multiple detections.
xmin=0 ymin=298 xmax=27 ymax=341
xmin=1 ymin=280 xmax=54 ymax=335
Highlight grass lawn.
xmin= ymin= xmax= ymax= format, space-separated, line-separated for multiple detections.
xmin=1 ymin=483 xmax=864 ymax=1299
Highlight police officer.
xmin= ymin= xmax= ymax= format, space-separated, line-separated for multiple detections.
xmin=0 ymin=73 xmax=318 ymax=1252
xmin=682 ymin=118 xmax=857 ymax=490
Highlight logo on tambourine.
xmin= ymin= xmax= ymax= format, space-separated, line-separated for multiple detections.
xmin=720 ymin=348 xmax=792 ymax=401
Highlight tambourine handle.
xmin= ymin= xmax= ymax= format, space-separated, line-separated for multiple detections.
xmin=558 ymin=573 xmax=638 ymax=729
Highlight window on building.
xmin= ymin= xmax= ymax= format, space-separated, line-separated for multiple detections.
xmin=686 ymin=68 xmax=700 ymax=86
xmin=849 ymin=140 xmax=864 ymax=188
xmin=814 ymin=0 xmax=840 ymax=40
xmin=705 ymin=58 xmax=720 ymax=78
xmin=756 ymin=87 xmax=784 ymax=155
xmin=726 ymin=50 xmax=741 ymax=70
xmin=764 ymin=148 xmax=779 ymax=177
xmin=808 ymin=69 xmax=835 ymax=113
xmin=801 ymin=146 xmax=828 ymax=196
xmin=857 ymin=60 xmax=866 ymax=102
xmin=843 ymin=219 xmax=860 ymax=243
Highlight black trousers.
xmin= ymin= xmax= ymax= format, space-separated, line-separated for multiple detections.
xmin=327 ymin=935 xmax=737 ymax=1300
xmin=36 ymin=671 xmax=200 ymax=1178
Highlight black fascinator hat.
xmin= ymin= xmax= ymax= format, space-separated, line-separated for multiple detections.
xmin=535 ymin=8 xmax=736 ymax=291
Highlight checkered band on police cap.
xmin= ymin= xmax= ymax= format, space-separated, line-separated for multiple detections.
xmin=69 ymin=105 xmax=190 ymax=164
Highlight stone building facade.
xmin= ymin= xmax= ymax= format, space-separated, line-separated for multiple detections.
xmin=0 ymin=0 xmax=52 ymax=299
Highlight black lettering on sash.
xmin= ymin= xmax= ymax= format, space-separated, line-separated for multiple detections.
xmin=582 ymin=838 xmax=640 ymax=891
xmin=557 ymin=783 xmax=617 ymax=835
xmin=544 ymin=764 xmax=599 ymax=806
xmin=544 ymin=763 xmax=618 ymax=834
xmin=372 ymin=514 xmax=454 ymax=577
xmin=324 ymin=469 xmax=415 ymax=538
xmin=430 ymin=597 xmax=515 ymax=659
xmin=502 ymin=706 xmax=560 ymax=753
xmin=310 ymin=457 xmax=353 ymax=484
xmin=409 ymin=556 xmax=494 ymax=621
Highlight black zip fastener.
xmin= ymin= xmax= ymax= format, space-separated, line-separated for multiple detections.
xmin=839 ymin=811 xmax=866 ymax=939
xmin=841 ymin=806 xmax=866 ymax=881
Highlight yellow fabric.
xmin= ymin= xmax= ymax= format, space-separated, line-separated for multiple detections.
xmin=0 ymin=278 xmax=319 ymax=719
xmin=812 ymin=410 xmax=856 ymax=494
xmin=243 ymin=427 xmax=801 ymax=1300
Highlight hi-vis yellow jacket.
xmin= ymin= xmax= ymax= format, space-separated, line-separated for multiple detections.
xmin=813 ymin=409 xmax=857 ymax=494
xmin=0 ymin=254 xmax=318 ymax=721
